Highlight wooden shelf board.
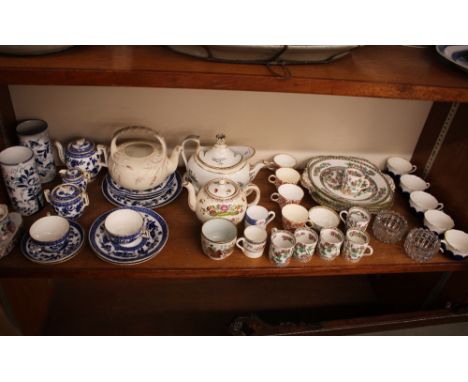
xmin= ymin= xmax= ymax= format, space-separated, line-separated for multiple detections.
xmin=0 ymin=169 xmax=467 ymax=279
xmin=0 ymin=46 xmax=468 ymax=101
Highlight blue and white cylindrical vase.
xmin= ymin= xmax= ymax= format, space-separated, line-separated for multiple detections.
xmin=0 ymin=146 xmax=44 ymax=216
xmin=16 ymin=119 xmax=56 ymax=183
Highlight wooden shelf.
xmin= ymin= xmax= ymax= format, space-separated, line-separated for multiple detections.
xmin=0 ymin=169 xmax=467 ymax=279
xmin=0 ymin=46 xmax=468 ymax=101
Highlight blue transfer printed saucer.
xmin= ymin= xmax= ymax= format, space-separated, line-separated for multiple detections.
xmin=102 ymin=171 xmax=182 ymax=209
xmin=21 ymin=221 xmax=84 ymax=264
xmin=89 ymin=206 xmax=168 ymax=265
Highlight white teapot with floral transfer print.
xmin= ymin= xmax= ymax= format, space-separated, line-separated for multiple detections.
xmin=181 ymin=133 xmax=265 ymax=190
xmin=183 ymin=177 xmax=261 ymax=224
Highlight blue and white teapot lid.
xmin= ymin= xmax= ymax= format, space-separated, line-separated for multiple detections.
xmin=66 ymin=138 xmax=96 ymax=156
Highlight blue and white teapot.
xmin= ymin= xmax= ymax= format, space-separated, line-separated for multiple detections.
xmin=55 ymin=138 xmax=107 ymax=181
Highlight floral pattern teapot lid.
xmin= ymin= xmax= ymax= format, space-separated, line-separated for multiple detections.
xmin=205 ymin=178 xmax=240 ymax=199
xmin=197 ymin=134 xmax=254 ymax=169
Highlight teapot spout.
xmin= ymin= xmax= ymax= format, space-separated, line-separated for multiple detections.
xmin=249 ymin=161 xmax=266 ymax=182
xmin=54 ymin=141 xmax=65 ymax=164
xmin=182 ymin=179 xmax=197 ymax=212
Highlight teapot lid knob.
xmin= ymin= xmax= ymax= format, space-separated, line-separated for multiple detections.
xmin=215 ymin=133 xmax=226 ymax=146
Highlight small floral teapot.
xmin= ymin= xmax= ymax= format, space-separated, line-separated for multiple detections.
xmin=55 ymin=138 xmax=107 ymax=181
xmin=183 ymin=177 xmax=260 ymax=224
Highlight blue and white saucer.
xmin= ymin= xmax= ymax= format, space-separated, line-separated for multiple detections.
xmin=21 ymin=221 xmax=84 ymax=264
xmin=102 ymin=172 xmax=182 ymax=209
xmin=89 ymin=206 xmax=168 ymax=265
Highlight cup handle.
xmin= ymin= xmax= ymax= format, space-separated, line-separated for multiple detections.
xmin=236 ymin=238 xmax=245 ymax=252
xmin=410 ymin=165 xmax=417 ymax=173
xmin=436 ymin=203 xmax=444 ymax=211
xmin=339 ymin=210 xmax=348 ymax=224
xmin=263 ymin=160 xmax=276 ymax=171
xmin=364 ymin=245 xmax=374 ymax=256
xmin=426 ymin=182 xmax=431 ymax=188
xmin=82 ymin=192 xmax=90 ymax=207
xmin=305 ymin=221 xmax=314 ymax=229
xmin=270 ymin=193 xmax=280 ymax=202
xmin=268 ymin=175 xmax=277 ymax=184
xmin=265 ymin=211 xmax=276 ymax=225
xmin=44 ymin=189 xmax=51 ymax=204
xmin=244 ymin=184 xmax=261 ymax=207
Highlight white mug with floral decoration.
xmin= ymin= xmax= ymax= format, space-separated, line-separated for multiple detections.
xmin=343 ymin=229 xmax=374 ymax=262
xmin=319 ymin=228 xmax=344 ymax=261
xmin=269 ymin=228 xmax=296 ymax=267
xmin=201 ymin=218 xmax=237 ymax=260
xmin=236 ymin=225 xmax=268 ymax=259
xmin=339 ymin=206 xmax=371 ymax=231
xmin=294 ymin=227 xmax=318 ymax=263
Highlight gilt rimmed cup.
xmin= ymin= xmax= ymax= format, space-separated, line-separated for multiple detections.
xmin=264 ymin=153 xmax=297 ymax=170
xmin=294 ymin=227 xmax=318 ymax=263
xmin=269 ymin=228 xmax=296 ymax=267
xmin=105 ymin=208 xmax=148 ymax=247
xmin=236 ymin=225 xmax=268 ymax=259
xmin=343 ymin=229 xmax=373 ymax=262
xmin=201 ymin=218 xmax=237 ymax=260
xmin=245 ymin=205 xmax=275 ymax=229
xmin=339 ymin=206 xmax=371 ymax=231
xmin=281 ymin=204 xmax=309 ymax=230
xmin=319 ymin=228 xmax=344 ymax=261
xmin=268 ymin=168 xmax=301 ymax=187
xmin=270 ymin=183 xmax=304 ymax=209
xmin=307 ymin=206 xmax=340 ymax=232
xmin=29 ymin=215 xmax=70 ymax=253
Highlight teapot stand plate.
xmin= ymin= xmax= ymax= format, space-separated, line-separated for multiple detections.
xmin=102 ymin=171 xmax=182 ymax=209
xmin=89 ymin=206 xmax=168 ymax=265
xmin=21 ymin=221 xmax=84 ymax=265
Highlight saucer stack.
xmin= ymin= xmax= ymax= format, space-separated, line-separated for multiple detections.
xmin=102 ymin=171 xmax=182 ymax=209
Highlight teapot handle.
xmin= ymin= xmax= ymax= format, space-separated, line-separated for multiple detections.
xmin=110 ymin=126 xmax=167 ymax=158
xmin=244 ymin=184 xmax=261 ymax=207
xmin=181 ymin=135 xmax=201 ymax=168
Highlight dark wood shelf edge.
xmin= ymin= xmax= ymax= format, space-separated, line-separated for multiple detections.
xmin=2 ymin=70 xmax=468 ymax=102
xmin=1 ymin=261 xmax=467 ymax=279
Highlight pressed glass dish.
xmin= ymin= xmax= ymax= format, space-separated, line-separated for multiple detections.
xmin=372 ymin=210 xmax=408 ymax=244
xmin=404 ymin=228 xmax=440 ymax=263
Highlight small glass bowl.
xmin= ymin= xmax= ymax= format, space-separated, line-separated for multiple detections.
xmin=372 ymin=210 xmax=408 ymax=244
xmin=404 ymin=228 xmax=440 ymax=263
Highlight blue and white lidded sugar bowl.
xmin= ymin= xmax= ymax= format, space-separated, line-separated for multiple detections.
xmin=55 ymin=138 xmax=107 ymax=181
xmin=59 ymin=168 xmax=91 ymax=191
xmin=44 ymin=183 xmax=89 ymax=220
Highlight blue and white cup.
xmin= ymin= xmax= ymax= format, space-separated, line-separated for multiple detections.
xmin=245 ymin=205 xmax=276 ymax=229
xmin=29 ymin=215 xmax=70 ymax=252
xmin=0 ymin=204 xmax=10 ymax=239
xmin=16 ymin=119 xmax=56 ymax=183
xmin=104 ymin=208 xmax=148 ymax=247
xmin=0 ymin=146 xmax=44 ymax=216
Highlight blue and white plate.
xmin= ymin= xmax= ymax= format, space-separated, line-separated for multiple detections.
xmin=436 ymin=46 xmax=468 ymax=73
xmin=21 ymin=221 xmax=84 ymax=264
xmin=102 ymin=171 xmax=182 ymax=209
xmin=89 ymin=206 xmax=168 ymax=265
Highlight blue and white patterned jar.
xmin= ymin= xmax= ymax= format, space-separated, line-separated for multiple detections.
xmin=59 ymin=168 xmax=90 ymax=191
xmin=16 ymin=119 xmax=56 ymax=183
xmin=55 ymin=138 xmax=107 ymax=181
xmin=44 ymin=183 xmax=89 ymax=220
xmin=0 ymin=146 xmax=44 ymax=216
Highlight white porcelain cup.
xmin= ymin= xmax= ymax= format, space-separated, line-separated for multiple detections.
xmin=236 ymin=226 xmax=268 ymax=259
xmin=269 ymin=228 xmax=296 ymax=267
xmin=343 ymin=229 xmax=374 ymax=262
xmin=307 ymin=206 xmax=340 ymax=232
xmin=264 ymin=153 xmax=297 ymax=170
xmin=29 ymin=215 xmax=70 ymax=252
xmin=441 ymin=230 xmax=468 ymax=258
xmin=201 ymin=218 xmax=237 ymax=260
xmin=270 ymin=183 xmax=304 ymax=208
xmin=318 ymin=228 xmax=344 ymax=261
xmin=339 ymin=206 xmax=371 ymax=231
xmin=294 ymin=227 xmax=318 ymax=263
xmin=386 ymin=157 xmax=417 ymax=176
xmin=105 ymin=208 xmax=148 ymax=247
xmin=268 ymin=168 xmax=301 ymax=187
xmin=0 ymin=204 xmax=10 ymax=239
xmin=424 ymin=210 xmax=454 ymax=235
xmin=400 ymin=174 xmax=430 ymax=193
xmin=409 ymin=191 xmax=444 ymax=213
xmin=244 ymin=205 xmax=275 ymax=229
xmin=281 ymin=204 xmax=309 ymax=230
